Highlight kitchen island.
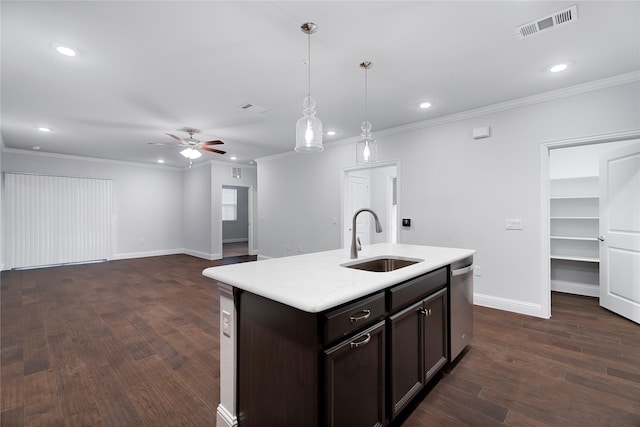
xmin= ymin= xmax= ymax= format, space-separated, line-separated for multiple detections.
xmin=202 ymin=243 xmax=475 ymax=427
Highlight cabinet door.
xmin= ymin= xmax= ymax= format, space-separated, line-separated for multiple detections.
xmin=389 ymin=300 xmax=424 ymax=418
xmin=324 ymin=321 xmax=385 ymax=427
xmin=423 ymin=288 xmax=448 ymax=382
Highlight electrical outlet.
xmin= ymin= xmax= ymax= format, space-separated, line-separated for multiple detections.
xmin=474 ymin=266 xmax=482 ymax=276
xmin=222 ymin=310 xmax=231 ymax=337
xmin=285 ymin=244 xmax=290 ymax=252
xmin=298 ymin=245 xmax=303 ymax=254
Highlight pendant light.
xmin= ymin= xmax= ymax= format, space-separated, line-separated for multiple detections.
xmin=356 ymin=61 xmax=378 ymax=163
xmin=295 ymin=22 xmax=323 ymax=153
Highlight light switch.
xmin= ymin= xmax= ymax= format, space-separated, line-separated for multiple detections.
xmin=505 ymin=219 xmax=523 ymax=230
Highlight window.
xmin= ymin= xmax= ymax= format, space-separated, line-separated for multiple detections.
xmin=222 ymin=187 xmax=237 ymax=221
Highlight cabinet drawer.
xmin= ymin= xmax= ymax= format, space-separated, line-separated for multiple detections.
xmin=389 ymin=267 xmax=447 ymax=312
xmin=324 ymin=292 xmax=385 ymax=343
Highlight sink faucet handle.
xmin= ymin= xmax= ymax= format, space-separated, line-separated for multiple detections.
xmin=356 ymin=236 xmax=362 ymax=251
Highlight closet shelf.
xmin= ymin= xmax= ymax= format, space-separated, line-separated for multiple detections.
xmin=550 ymin=255 xmax=600 ymax=263
xmin=550 ymin=216 xmax=599 ymax=220
xmin=550 ymin=196 xmax=598 ymax=200
xmin=550 ymin=236 xmax=599 ymax=241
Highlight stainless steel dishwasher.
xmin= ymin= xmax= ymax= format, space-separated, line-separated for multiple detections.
xmin=449 ymin=256 xmax=474 ymax=361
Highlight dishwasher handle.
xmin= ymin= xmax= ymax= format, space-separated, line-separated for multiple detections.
xmin=451 ymin=265 xmax=473 ymax=277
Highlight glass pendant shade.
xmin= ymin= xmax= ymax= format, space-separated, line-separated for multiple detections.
xmin=295 ymin=96 xmax=323 ymax=152
xmin=356 ymin=120 xmax=378 ymax=163
xmin=180 ymin=147 xmax=202 ymax=159
xmin=356 ymin=61 xmax=377 ymax=163
xmin=295 ymin=22 xmax=323 ymax=153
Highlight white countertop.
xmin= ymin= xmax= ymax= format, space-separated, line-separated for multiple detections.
xmin=202 ymin=243 xmax=475 ymax=313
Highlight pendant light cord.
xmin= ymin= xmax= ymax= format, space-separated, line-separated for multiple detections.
xmin=364 ymin=66 xmax=368 ymax=123
xmin=307 ymin=33 xmax=311 ymax=98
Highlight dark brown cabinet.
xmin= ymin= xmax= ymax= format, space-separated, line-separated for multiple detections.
xmin=423 ymin=288 xmax=448 ymax=381
xmin=389 ymin=287 xmax=448 ymax=418
xmin=236 ymin=265 xmax=454 ymax=426
xmin=324 ymin=321 xmax=386 ymax=427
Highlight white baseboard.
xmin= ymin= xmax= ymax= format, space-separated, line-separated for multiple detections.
xmin=112 ymin=248 xmax=184 ymax=260
xmin=222 ymin=238 xmax=249 ymax=244
xmin=184 ymin=249 xmax=222 ymax=261
xmin=551 ymin=280 xmax=599 ymax=298
xmin=216 ymin=404 xmax=238 ymax=427
xmin=257 ymin=254 xmax=272 ymax=261
xmin=474 ymin=293 xmax=547 ymax=319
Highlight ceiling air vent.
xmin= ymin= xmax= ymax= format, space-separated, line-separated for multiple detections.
xmin=238 ymin=103 xmax=271 ymax=114
xmin=516 ymin=5 xmax=577 ymax=39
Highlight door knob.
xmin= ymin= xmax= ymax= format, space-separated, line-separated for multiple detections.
xmin=598 ymin=236 xmax=605 ymax=242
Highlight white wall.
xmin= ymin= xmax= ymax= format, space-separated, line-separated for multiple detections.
xmin=183 ymin=162 xmax=214 ymax=259
xmin=2 ymin=150 xmax=184 ymax=262
xmin=257 ymin=80 xmax=640 ymax=317
xmin=259 ymin=146 xmax=346 ymax=258
xmin=0 ymin=136 xmax=3 ymax=269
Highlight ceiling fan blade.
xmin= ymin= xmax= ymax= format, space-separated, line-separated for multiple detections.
xmin=147 ymin=142 xmax=179 ymax=146
xmin=166 ymin=133 xmax=185 ymax=142
xmin=201 ymin=147 xmax=226 ymax=155
xmin=201 ymin=140 xmax=224 ymax=146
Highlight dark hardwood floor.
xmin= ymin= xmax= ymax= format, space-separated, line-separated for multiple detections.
xmin=1 ymin=254 xmax=638 ymax=426
xmin=222 ymin=242 xmax=249 ymax=258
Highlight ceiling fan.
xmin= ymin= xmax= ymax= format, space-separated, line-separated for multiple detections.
xmin=148 ymin=129 xmax=226 ymax=164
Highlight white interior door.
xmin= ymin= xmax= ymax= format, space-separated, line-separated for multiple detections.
xmin=599 ymin=141 xmax=640 ymax=324
xmin=344 ymin=174 xmax=371 ymax=248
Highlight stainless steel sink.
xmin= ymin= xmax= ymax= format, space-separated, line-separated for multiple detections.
xmin=341 ymin=256 xmax=423 ymax=272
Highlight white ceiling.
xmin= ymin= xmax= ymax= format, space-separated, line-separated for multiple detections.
xmin=2 ymin=1 xmax=639 ymax=167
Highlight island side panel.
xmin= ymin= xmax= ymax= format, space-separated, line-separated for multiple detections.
xmin=237 ymin=290 xmax=320 ymax=427
xmin=217 ymin=282 xmax=239 ymax=427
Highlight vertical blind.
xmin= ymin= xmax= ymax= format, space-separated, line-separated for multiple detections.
xmin=5 ymin=173 xmax=113 ymax=269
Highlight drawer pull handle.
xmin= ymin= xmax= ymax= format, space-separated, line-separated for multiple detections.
xmin=350 ymin=333 xmax=371 ymax=348
xmin=349 ymin=309 xmax=371 ymax=323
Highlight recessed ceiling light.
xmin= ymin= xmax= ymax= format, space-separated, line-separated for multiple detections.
xmin=32 ymin=146 xmax=41 ymax=151
xmin=249 ymin=160 xmax=255 ymax=165
xmin=549 ymin=63 xmax=568 ymax=73
xmin=37 ymin=127 xmax=52 ymax=132
xmin=326 ymin=131 xmax=336 ymax=136
xmin=157 ymin=159 xmax=165 ymax=164
xmin=54 ymin=44 xmax=77 ymax=57
xmin=230 ymin=156 xmax=237 ymax=160
xmin=419 ymin=102 xmax=432 ymax=109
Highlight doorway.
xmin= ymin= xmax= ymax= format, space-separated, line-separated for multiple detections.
xmin=222 ymin=185 xmax=250 ymax=258
xmin=342 ymin=162 xmax=399 ymax=249
xmin=540 ymin=130 xmax=640 ymax=319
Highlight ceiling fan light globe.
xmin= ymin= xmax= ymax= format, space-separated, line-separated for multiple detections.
xmin=180 ymin=147 xmax=202 ymax=159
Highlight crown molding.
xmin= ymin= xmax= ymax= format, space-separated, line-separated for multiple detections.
xmin=257 ymin=71 xmax=640 ymax=164
xmin=2 ymin=147 xmax=184 ymax=171
xmin=377 ymin=71 xmax=640 ymax=139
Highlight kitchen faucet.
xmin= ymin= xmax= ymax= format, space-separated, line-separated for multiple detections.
xmin=351 ymin=208 xmax=383 ymax=259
